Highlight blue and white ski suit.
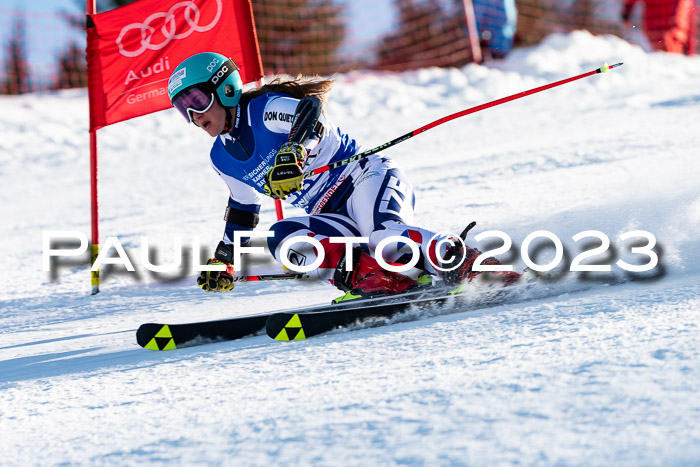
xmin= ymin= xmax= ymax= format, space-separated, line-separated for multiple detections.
xmin=211 ymin=92 xmax=450 ymax=280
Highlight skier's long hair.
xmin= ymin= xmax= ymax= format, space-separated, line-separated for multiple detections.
xmin=242 ymin=75 xmax=334 ymax=104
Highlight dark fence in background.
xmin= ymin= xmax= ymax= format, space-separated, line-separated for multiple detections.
xmin=0 ymin=0 xmax=697 ymax=95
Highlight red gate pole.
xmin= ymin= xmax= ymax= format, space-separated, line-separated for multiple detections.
xmin=689 ymin=0 xmax=696 ymax=55
xmin=89 ymin=127 xmax=99 ymax=294
xmin=274 ymin=199 xmax=285 ymax=220
xmin=462 ymin=0 xmax=483 ymax=63
xmin=87 ymin=0 xmax=100 ymax=294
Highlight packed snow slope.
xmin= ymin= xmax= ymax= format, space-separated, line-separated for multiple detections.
xmin=1 ymin=31 xmax=700 ymax=465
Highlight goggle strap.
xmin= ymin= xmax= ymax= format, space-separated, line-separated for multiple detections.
xmin=207 ymin=59 xmax=239 ymax=90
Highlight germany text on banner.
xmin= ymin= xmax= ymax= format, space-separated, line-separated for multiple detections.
xmin=87 ymin=0 xmax=263 ymax=130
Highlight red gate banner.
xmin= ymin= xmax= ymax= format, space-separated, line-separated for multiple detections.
xmin=87 ymin=0 xmax=263 ymax=130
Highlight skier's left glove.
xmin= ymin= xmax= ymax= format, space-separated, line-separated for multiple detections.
xmin=197 ymin=241 xmax=235 ymax=292
xmin=264 ymin=142 xmax=307 ymax=200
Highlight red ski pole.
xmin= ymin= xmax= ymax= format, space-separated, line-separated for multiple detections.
xmin=304 ymin=62 xmax=623 ymax=178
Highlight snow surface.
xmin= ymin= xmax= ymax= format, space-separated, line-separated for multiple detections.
xmin=2 ymin=31 xmax=700 ymax=465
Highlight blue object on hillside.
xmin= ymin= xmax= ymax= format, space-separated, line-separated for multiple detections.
xmin=473 ymin=0 xmax=518 ymax=58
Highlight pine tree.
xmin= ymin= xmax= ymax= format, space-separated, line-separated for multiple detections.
xmin=1 ymin=16 xmax=31 ymax=95
xmin=58 ymin=0 xmax=138 ymax=91
xmin=53 ymin=43 xmax=88 ymax=90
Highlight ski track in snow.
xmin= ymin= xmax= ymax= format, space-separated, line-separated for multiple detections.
xmin=1 ymin=31 xmax=700 ymax=464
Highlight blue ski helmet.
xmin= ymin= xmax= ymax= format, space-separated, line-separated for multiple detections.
xmin=168 ymin=52 xmax=243 ymax=111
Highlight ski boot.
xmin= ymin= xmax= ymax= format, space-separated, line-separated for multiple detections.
xmin=332 ymin=246 xmax=418 ymax=303
xmin=441 ymin=222 xmax=521 ymax=287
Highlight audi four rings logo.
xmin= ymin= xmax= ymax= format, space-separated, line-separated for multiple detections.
xmin=116 ymin=0 xmax=223 ymax=58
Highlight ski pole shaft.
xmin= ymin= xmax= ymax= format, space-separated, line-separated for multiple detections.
xmin=304 ymin=62 xmax=623 ymax=178
xmin=233 ymin=272 xmax=310 ymax=282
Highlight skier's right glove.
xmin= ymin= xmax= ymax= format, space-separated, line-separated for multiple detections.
xmin=197 ymin=241 xmax=235 ymax=292
xmin=264 ymin=142 xmax=307 ymax=200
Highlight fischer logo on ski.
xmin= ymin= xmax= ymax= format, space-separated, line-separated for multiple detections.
xmin=143 ymin=325 xmax=177 ymax=351
xmin=273 ymin=314 xmax=307 ymax=341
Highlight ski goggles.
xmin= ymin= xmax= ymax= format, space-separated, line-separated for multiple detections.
xmin=172 ymin=86 xmax=216 ymax=123
xmin=171 ymin=58 xmax=240 ymax=123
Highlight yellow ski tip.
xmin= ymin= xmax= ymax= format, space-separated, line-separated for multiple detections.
xmin=143 ymin=336 xmax=177 ymax=351
xmin=285 ymin=314 xmax=302 ymax=328
xmin=154 ymin=325 xmax=172 ymax=338
xmin=275 ymin=328 xmax=290 ymax=341
xmin=142 ymin=325 xmax=177 ymax=350
xmin=273 ymin=314 xmax=306 ymax=341
xmin=144 ymin=338 xmax=160 ymax=350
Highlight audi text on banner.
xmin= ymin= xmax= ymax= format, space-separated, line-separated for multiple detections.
xmin=86 ymin=0 xmax=263 ymax=130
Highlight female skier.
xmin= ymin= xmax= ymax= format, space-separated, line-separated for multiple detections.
xmin=167 ymin=52 xmax=516 ymax=298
